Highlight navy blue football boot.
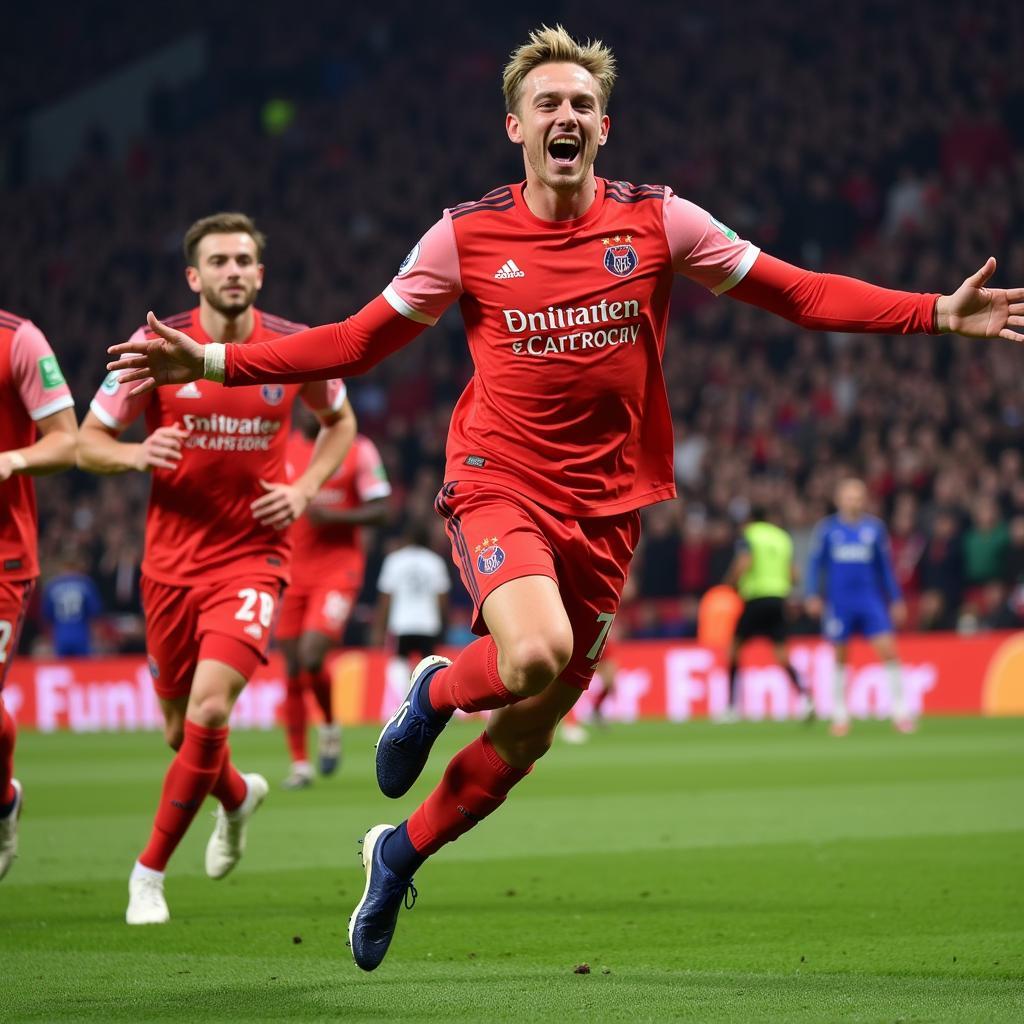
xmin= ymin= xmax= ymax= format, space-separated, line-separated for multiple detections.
xmin=375 ymin=655 xmax=452 ymax=798
xmin=348 ymin=824 xmax=417 ymax=971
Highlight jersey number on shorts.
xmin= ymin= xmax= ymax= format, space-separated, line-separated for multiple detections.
xmin=0 ymin=620 xmax=12 ymax=664
xmin=235 ymin=589 xmax=275 ymax=629
xmin=586 ymin=612 xmax=615 ymax=662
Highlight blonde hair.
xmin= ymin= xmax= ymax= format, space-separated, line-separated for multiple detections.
xmin=502 ymin=24 xmax=617 ymax=114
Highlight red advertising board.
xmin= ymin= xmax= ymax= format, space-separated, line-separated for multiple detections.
xmin=3 ymin=632 xmax=1023 ymax=732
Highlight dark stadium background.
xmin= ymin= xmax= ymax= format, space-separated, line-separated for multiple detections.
xmin=4 ymin=0 xmax=1024 ymax=658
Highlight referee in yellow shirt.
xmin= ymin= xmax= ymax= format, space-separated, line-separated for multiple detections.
xmin=722 ymin=507 xmax=813 ymax=722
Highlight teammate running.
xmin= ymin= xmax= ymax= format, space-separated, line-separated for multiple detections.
xmin=0 ymin=311 xmax=76 ymax=882
xmin=278 ymin=416 xmax=391 ymax=789
xmin=79 ymin=213 xmax=353 ymax=924
xmin=721 ymin=506 xmax=812 ymax=723
xmin=107 ymin=26 xmax=1024 ymax=968
xmin=806 ymin=478 xmax=912 ymax=736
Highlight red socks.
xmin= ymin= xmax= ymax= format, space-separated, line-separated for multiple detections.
xmin=427 ymin=637 xmax=523 ymax=716
xmin=282 ymin=669 xmax=334 ymax=764
xmin=283 ymin=673 xmax=308 ymax=763
xmin=210 ymin=742 xmax=247 ymax=811
xmin=0 ymin=704 xmax=16 ymax=808
xmin=407 ymin=732 xmax=531 ymax=855
xmin=309 ymin=668 xmax=333 ymax=723
xmin=139 ymin=720 xmax=229 ymax=871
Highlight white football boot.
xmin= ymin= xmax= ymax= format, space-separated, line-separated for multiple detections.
xmin=205 ymin=773 xmax=268 ymax=880
xmin=0 ymin=779 xmax=23 ymax=882
xmin=126 ymin=865 xmax=170 ymax=925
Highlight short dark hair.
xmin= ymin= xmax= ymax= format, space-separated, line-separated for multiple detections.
xmin=183 ymin=212 xmax=266 ymax=266
xmin=749 ymin=504 xmax=770 ymax=522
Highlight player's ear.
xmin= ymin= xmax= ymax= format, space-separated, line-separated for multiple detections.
xmin=506 ymin=112 xmax=523 ymax=145
xmin=255 ymin=263 xmax=265 ymax=291
xmin=598 ymin=113 xmax=610 ymax=147
xmin=184 ymin=265 xmax=202 ymax=295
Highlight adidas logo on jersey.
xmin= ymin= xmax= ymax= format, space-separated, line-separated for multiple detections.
xmin=175 ymin=381 xmax=202 ymax=398
xmin=494 ymin=259 xmax=525 ymax=279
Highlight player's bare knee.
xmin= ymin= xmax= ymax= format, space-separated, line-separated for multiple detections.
xmin=298 ymin=647 xmax=325 ymax=675
xmin=501 ymin=633 xmax=572 ymax=696
xmin=188 ymin=694 xmax=232 ymax=729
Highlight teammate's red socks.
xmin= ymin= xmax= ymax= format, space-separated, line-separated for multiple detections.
xmin=210 ymin=743 xmax=247 ymax=812
xmin=427 ymin=637 xmax=522 ymax=716
xmin=283 ymin=669 xmax=334 ymax=764
xmin=283 ymin=673 xmax=308 ymax=763
xmin=0 ymin=704 xmax=16 ymax=810
xmin=308 ymin=668 xmax=334 ymax=724
xmin=407 ymin=732 xmax=530 ymax=856
xmin=139 ymin=720 xmax=228 ymax=871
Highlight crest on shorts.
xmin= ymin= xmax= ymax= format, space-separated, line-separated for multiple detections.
xmin=147 ymin=656 xmax=160 ymax=680
xmin=261 ymin=384 xmax=285 ymax=406
xmin=475 ymin=536 xmax=506 ymax=576
xmin=602 ymin=235 xmax=638 ymax=278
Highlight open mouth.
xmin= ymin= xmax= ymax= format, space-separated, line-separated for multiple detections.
xmin=547 ymin=135 xmax=581 ymax=166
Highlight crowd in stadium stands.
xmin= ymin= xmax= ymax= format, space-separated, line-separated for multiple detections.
xmin=4 ymin=1 xmax=1024 ymax=654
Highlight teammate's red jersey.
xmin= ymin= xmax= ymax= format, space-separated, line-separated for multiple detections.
xmin=0 ymin=310 xmax=75 ymax=581
xmin=285 ymin=432 xmax=391 ymax=589
xmin=382 ymin=179 xmax=758 ymax=515
xmin=91 ymin=308 xmax=345 ymax=587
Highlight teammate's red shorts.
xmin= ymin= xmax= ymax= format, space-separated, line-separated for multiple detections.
xmin=0 ymin=579 xmax=35 ymax=691
xmin=435 ymin=481 xmax=641 ymax=689
xmin=275 ymin=583 xmax=358 ymax=641
xmin=141 ymin=574 xmax=283 ymax=701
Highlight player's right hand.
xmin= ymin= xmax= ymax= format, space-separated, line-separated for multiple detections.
xmin=804 ymin=595 xmax=824 ymax=619
xmin=106 ymin=312 xmax=205 ymax=397
xmin=134 ymin=423 xmax=189 ymax=472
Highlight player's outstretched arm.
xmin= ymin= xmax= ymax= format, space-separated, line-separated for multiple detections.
xmin=108 ymin=298 xmax=426 ymax=395
xmin=729 ymin=253 xmax=1024 ymax=342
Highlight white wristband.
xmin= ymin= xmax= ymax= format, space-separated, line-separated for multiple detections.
xmin=8 ymin=451 xmax=27 ymax=471
xmin=203 ymin=343 xmax=226 ymax=383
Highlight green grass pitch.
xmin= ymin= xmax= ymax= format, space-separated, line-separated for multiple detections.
xmin=2 ymin=716 xmax=1022 ymax=1022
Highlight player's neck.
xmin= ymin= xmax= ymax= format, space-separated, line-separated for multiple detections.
xmin=198 ymin=303 xmax=255 ymax=344
xmin=521 ymin=172 xmax=598 ymax=222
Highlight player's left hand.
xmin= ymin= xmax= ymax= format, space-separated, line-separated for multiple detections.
xmin=251 ymin=479 xmax=309 ymax=530
xmin=936 ymin=258 xmax=1024 ymax=341
xmin=890 ymin=600 xmax=908 ymax=629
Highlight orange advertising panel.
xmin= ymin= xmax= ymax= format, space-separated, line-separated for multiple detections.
xmin=3 ymin=632 xmax=1022 ymax=732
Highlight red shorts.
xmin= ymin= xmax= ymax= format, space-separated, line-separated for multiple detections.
xmin=0 ymin=579 xmax=34 ymax=691
xmin=435 ymin=481 xmax=641 ymax=689
xmin=141 ymin=575 xmax=283 ymax=701
xmin=275 ymin=583 xmax=358 ymax=641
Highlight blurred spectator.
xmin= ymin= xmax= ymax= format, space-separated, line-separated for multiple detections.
xmin=40 ymin=551 xmax=103 ymax=656
xmin=918 ymin=510 xmax=965 ymax=631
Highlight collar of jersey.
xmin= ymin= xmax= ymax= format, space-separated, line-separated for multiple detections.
xmin=512 ymin=177 xmax=607 ymax=231
xmin=189 ymin=306 xmax=261 ymax=346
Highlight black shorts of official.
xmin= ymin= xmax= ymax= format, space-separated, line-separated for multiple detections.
xmin=735 ymin=596 xmax=788 ymax=643
xmin=396 ymin=633 xmax=442 ymax=658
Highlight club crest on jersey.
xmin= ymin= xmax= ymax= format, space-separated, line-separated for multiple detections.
xmin=261 ymin=384 xmax=285 ymax=406
xmin=602 ymin=235 xmax=638 ymax=278
xmin=474 ymin=536 xmax=505 ymax=576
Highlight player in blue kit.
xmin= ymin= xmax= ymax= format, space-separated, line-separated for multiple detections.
xmin=805 ymin=479 xmax=913 ymax=736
